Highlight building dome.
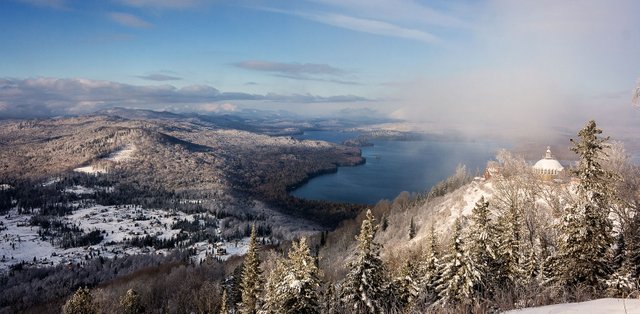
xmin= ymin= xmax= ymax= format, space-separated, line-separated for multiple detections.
xmin=533 ymin=147 xmax=564 ymax=175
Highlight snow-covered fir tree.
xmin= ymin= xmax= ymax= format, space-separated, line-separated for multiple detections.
xmin=625 ymin=213 xmax=640 ymax=282
xmin=321 ymin=284 xmax=338 ymax=314
xmin=239 ymin=223 xmax=262 ymax=314
xmin=220 ymin=289 xmax=229 ymax=314
xmin=341 ymin=209 xmax=387 ymax=313
xmin=557 ymin=120 xmax=614 ymax=288
xmin=416 ymin=224 xmax=442 ymax=305
xmin=434 ymin=218 xmax=481 ymax=307
xmin=466 ymin=196 xmax=500 ymax=296
xmin=495 ymin=203 xmax=525 ymax=287
xmin=387 ymin=259 xmax=420 ymax=311
xmin=62 ymin=286 xmax=97 ymax=314
xmin=522 ymin=248 xmax=540 ymax=284
xmin=269 ymin=237 xmax=322 ymax=314
xmin=120 ymin=289 xmax=144 ymax=314
xmin=260 ymin=257 xmax=287 ymax=314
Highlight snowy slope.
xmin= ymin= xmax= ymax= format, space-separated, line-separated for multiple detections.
xmin=74 ymin=145 xmax=136 ymax=174
xmin=505 ymin=298 xmax=640 ymax=314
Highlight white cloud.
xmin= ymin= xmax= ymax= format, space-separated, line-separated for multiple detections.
xmin=199 ymin=103 xmax=237 ymax=113
xmin=0 ymin=77 xmax=370 ymax=118
xmin=109 ymin=12 xmax=153 ymax=28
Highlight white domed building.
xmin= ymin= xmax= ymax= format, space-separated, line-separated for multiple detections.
xmin=533 ymin=147 xmax=564 ymax=176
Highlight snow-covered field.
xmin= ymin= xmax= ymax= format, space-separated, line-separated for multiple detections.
xmin=505 ymin=298 xmax=640 ymax=314
xmin=0 ymin=197 xmax=250 ymax=273
xmin=105 ymin=146 xmax=135 ymax=161
xmin=74 ymin=145 xmax=136 ymax=174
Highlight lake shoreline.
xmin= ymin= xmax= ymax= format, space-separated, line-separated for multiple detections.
xmin=290 ymin=131 xmax=501 ymax=204
xmin=286 ymin=155 xmax=367 ymax=193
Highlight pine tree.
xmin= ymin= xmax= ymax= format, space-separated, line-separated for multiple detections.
xmin=120 ymin=288 xmax=144 ymax=314
xmin=239 ymin=223 xmax=262 ymax=314
xmin=62 ymin=286 xmax=97 ymax=314
xmin=220 ymin=289 xmax=228 ymax=314
xmin=557 ymin=120 xmax=614 ymax=288
xmin=434 ymin=218 xmax=480 ymax=307
xmin=409 ymin=217 xmax=416 ymax=239
xmin=341 ymin=209 xmax=387 ymax=313
xmin=466 ymin=196 xmax=500 ymax=296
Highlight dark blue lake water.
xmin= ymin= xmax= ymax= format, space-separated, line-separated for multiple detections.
xmin=291 ymin=131 xmax=502 ymax=205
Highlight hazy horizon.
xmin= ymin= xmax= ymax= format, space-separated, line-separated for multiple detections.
xmin=1 ymin=0 xmax=640 ymax=138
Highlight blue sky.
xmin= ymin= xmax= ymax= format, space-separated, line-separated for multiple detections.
xmin=1 ymin=0 xmax=640 ymax=135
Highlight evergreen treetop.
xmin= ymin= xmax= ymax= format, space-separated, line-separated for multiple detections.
xmin=240 ymin=223 xmax=262 ymax=314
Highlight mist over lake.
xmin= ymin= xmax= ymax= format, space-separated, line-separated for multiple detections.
xmin=291 ymin=131 xmax=502 ymax=204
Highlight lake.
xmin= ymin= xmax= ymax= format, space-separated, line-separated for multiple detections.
xmin=291 ymin=131 xmax=502 ymax=205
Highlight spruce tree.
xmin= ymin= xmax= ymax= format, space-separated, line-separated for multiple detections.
xmin=467 ymin=196 xmax=500 ymax=296
xmin=239 ymin=223 xmax=262 ymax=314
xmin=388 ymin=259 xmax=420 ymax=311
xmin=321 ymin=284 xmax=338 ymax=314
xmin=625 ymin=213 xmax=640 ymax=281
xmin=220 ymin=289 xmax=228 ymax=314
xmin=495 ymin=203 xmax=524 ymax=287
xmin=557 ymin=120 xmax=614 ymax=288
xmin=120 ymin=288 xmax=144 ymax=314
xmin=276 ymin=237 xmax=322 ymax=314
xmin=341 ymin=209 xmax=387 ymax=313
xmin=62 ymin=287 xmax=97 ymax=314
xmin=261 ymin=258 xmax=286 ymax=314
xmin=434 ymin=218 xmax=480 ymax=307
xmin=522 ymin=249 xmax=539 ymax=283
xmin=418 ymin=224 xmax=441 ymax=303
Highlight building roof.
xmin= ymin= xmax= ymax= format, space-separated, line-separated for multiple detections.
xmin=533 ymin=147 xmax=564 ymax=172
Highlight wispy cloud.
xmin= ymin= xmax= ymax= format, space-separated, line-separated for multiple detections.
xmin=14 ymin=0 xmax=68 ymax=10
xmin=109 ymin=12 xmax=153 ymax=28
xmin=306 ymin=12 xmax=439 ymax=44
xmin=136 ymin=73 xmax=181 ymax=81
xmin=309 ymin=0 xmax=469 ymax=28
xmin=0 ymin=77 xmax=369 ymax=118
xmin=253 ymin=0 xmax=465 ymax=44
xmin=234 ymin=60 xmax=346 ymax=76
xmin=234 ymin=60 xmax=359 ymax=84
xmin=115 ymin=0 xmax=202 ymax=9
